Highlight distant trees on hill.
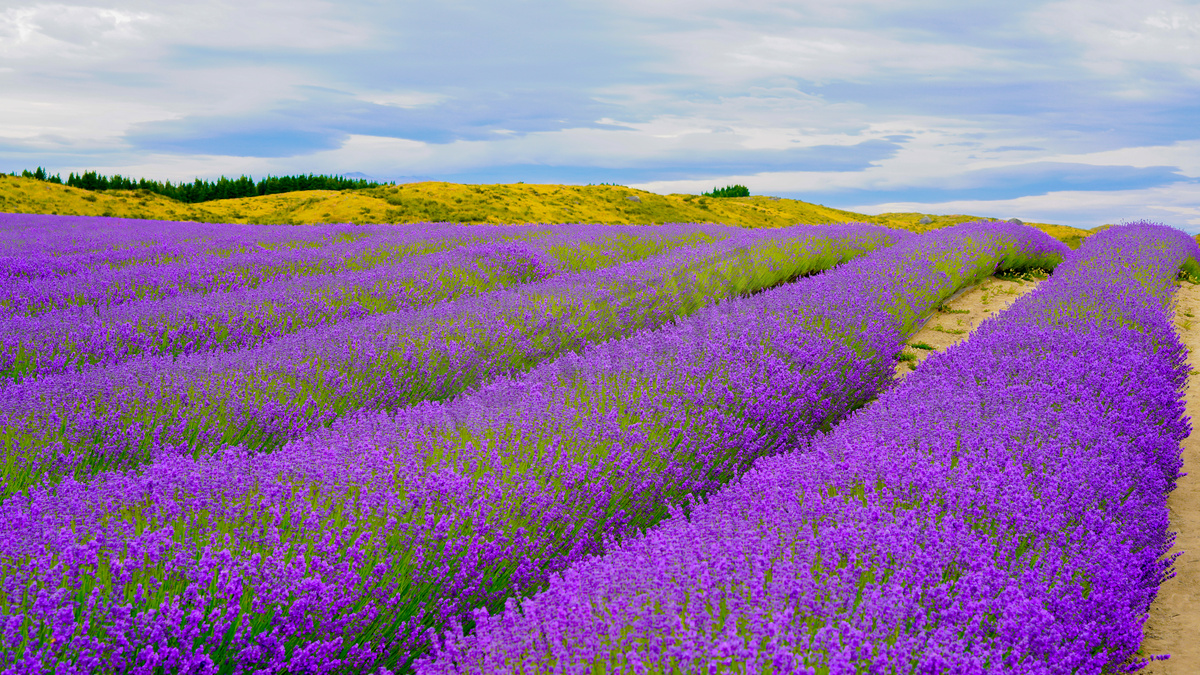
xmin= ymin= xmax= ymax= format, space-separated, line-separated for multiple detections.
xmin=20 ymin=167 xmax=63 ymax=184
xmin=702 ymin=184 xmax=750 ymax=198
xmin=12 ymin=168 xmax=380 ymax=203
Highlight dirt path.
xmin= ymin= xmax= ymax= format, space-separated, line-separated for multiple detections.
xmin=894 ymin=275 xmax=1042 ymax=379
xmin=1141 ymin=281 xmax=1200 ymax=673
xmin=893 ymin=276 xmax=1200 ymax=669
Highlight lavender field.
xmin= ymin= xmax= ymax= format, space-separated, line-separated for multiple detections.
xmin=0 ymin=214 xmax=1194 ymax=674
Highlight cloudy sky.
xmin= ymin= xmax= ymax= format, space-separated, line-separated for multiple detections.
xmin=2 ymin=1 xmax=1199 ymax=229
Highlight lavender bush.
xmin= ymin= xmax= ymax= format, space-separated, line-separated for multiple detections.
xmin=0 ymin=215 xmax=382 ymax=279
xmin=419 ymin=222 xmax=1197 ymax=674
xmin=0 ymin=221 xmax=1067 ymax=673
xmin=0 ymin=215 xmax=641 ymax=283
xmin=0 ymin=225 xmax=729 ymax=380
xmin=0 ymin=221 xmax=546 ymax=316
xmin=0 ymin=224 xmax=893 ymax=491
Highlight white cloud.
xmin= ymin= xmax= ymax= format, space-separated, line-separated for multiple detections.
xmin=627 ymin=117 xmax=1040 ymax=195
xmin=360 ymin=92 xmax=447 ymax=109
xmin=0 ymin=0 xmax=1195 ymax=228
xmin=635 ymin=24 xmax=1011 ymax=86
xmin=0 ymin=4 xmax=156 ymax=60
xmin=0 ymin=62 xmax=322 ymax=153
xmin=605 ymin=0 xmax=931 ymax=22
xmin=0 ymin=1 xmax=371 ymax=64
xmin=0 ymin=93 xmax=169 ymax=146
xmin=52 ymin=135 xmax=432 ymax=183
xmin=1031 ymin=0 xmax=1200 ymax=83
xmin=0 ymin=2 xmax=379 ymax=153
xmin=847 ymin=183 xmax=1200 ymax=232
xmin=157 ymin=0 xmax=370 ymax=52
xmin=1040 ymin=140 xmax=1200 ymax=178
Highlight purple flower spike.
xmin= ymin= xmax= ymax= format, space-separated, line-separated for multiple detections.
xmin=419 ymin=222 xmax=1195 ymax=674
xmin=0 ymin=222 xmax=893 ymax=489
xmin=0 ymin=220 xmax=1071 ymax=672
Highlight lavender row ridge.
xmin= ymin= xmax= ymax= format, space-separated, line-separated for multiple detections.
xmin=0 ymin=224 xmax=894 ymax=492
xmin=0 ymin=225 xmax=725 ymax=380
xmin=0 ymin=215 xmax=418 ymax=281
xmin=0 ymin=221 xmax=1070 ymax=673
xmin=0 ymin=221 xmax=560 ymax=317
xmin=417 ymin=222 xmax=1197 ymax=674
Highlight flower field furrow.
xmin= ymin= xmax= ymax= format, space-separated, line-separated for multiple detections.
xmin=0 ymin=241 xmax=552 ymax=379
xmin=0 ymin=213 xmax=328 ymax=255
xmin=0 ymin=215 xmax=406 ymax=281
xmin=0 ymin=221 xmax=1069 ymax=673
xmin=0 ymin=225 xmax=726 ymax=380
xmin=0 ymin=220 xmax=584 ymax=316
xmin=0 ymin=224 xmax=892 ymax=491
xmin=419 ymin=222 xmax=1197 ymax=674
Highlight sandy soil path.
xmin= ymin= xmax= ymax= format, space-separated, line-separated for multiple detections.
xmin=1141 ymin=281 xmax=1200 ymax=673
xmin=893 ymin=276 xmax=1200 ymax=669
xmin=894 ymin=275 xmax=1041 ymax=379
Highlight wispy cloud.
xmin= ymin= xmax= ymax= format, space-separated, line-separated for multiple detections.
xmin=1 ymin=0 xmax=1197 ymax=230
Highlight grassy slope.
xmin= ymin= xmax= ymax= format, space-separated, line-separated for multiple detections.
xmin=0 ymin=174 xmax=1089 ymax=243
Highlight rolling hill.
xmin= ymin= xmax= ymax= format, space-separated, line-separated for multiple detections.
xmin=0 ymin=174 xmax=1089 ymax=245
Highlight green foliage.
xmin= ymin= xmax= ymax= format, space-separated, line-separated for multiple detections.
xmin=702 ymin=184 xmax=751 ymax=198
xmin=16 ymin=168 xmax=380 ymax=204
xmin=908 ymin=341 xmax=935 ymax=351
xmin=996 ymin=267 xmax=1050 ymax=282
xmin=1179 ymin=258 xmax=1200 ymax=284
xmin=20 ymin=167 xmax=62 ymax=184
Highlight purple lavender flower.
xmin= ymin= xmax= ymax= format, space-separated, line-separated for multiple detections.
xmin=0 ymin=224 xmax=729 ymax=379
xmin=417 ymin=222 xmax=1195 ymax=674
xmin=0 ymin=223 xmax=897 ymax=491
xmin=0 ymin=221 xmax=1068 ymax=673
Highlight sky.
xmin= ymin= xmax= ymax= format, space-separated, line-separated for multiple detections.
xmin=1 ymin=0 xmax=1199 ymax=230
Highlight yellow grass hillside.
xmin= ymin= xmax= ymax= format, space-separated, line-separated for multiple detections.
xmin=0 ymin=174 xmax=1088 ymax=244
xmin=0 ymin=174 xmax=217 ymax=221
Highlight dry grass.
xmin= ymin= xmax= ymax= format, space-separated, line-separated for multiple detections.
xmin=0 ymin=174 xmax=1090 ymax=244
xmin=894 ymin=275 xmax=1044 ymax=379
xmin=0 ymin=174 xmax=219 ymax=221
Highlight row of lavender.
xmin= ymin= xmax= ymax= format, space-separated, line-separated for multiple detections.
xmin=420 ymin=222 xmax=1199 ymax=674
xmin=0 ymin=218 xmax=511 ymax=300
xmin=0 ymin=213 xmax=370 ymax=258
xmin=0 ymin=222 xmax=1069 ymax=673
xmin=0 ymin=224 xmax=732 ymax=379
xmin=0 ymin=216 xmax=599 ymax=284
xmin=0 ymin=220 xmax=727 ymax=317
xmin=0 ymin=214 xmax=386 ymax=279
xmin=0 ymin=223 xmax=898 ymax=492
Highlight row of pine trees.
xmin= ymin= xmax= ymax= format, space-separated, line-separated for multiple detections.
xmin=15 ymin=167 xmax=754 ymax=203
xmin=14 ymin=167 xmax=379 ymax=204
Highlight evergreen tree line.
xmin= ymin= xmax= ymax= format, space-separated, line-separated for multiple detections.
xmin=14 ymin=167 xmax=379 ymax=203
xmin=702 ymin=184 xmax=751 ymax=198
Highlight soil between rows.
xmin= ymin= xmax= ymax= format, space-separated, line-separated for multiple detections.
xmin=1142 ymin=281 xmax=1200 ymax=673
xmin=896 ymin=276 xmax=1200 ymax=670
xmin=894 ymin=275 xmax=1042 ymax=379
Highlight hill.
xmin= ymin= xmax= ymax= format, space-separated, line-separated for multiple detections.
xmin=0 ymin=174 xmax=1088 ymax=244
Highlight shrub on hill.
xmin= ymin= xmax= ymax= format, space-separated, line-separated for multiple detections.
xmin=703 ymin=184 xmax=751 ymax=198
xmin=10 ymin=168 xmax=381 ymax=203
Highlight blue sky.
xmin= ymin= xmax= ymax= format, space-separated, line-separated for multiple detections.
xmin=1 ymin=0 xmax=1198 ymax=230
